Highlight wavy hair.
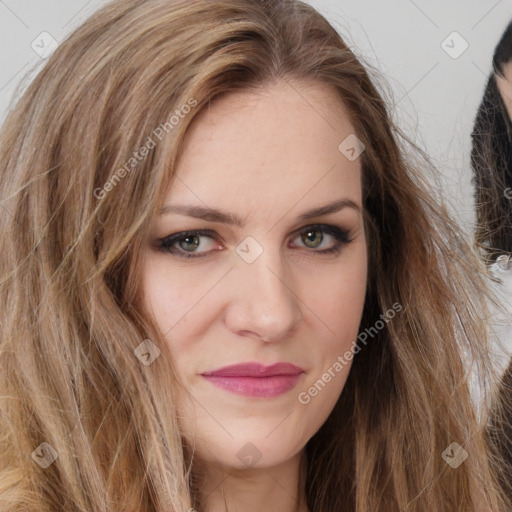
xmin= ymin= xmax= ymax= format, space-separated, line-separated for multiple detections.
xmin=0 ymin=0 xmax=509 ymax=510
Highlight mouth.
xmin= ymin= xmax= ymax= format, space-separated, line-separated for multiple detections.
xmin=201 ymin=374 xmax=304 ymax=397
xmin=201 ymin=362 xmax=304 ymax=398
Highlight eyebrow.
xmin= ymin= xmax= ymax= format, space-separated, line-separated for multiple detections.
xmin=158 ymin=198 xmax=361 ymax=228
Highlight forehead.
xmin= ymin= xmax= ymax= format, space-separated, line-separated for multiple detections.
xmin=165 ymin=80 xmax=362 ymax=217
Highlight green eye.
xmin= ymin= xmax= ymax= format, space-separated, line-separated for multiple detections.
xmin=302 ymin=229 xmax=324 ymax=249
xmin=178 ymin=235 xmax=201 ymax=252
xmin=158 ymin=229 xmax=218 ymax=258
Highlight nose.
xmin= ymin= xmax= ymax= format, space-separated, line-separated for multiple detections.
xmin=224 ymin=245 xmax=303 ymax=343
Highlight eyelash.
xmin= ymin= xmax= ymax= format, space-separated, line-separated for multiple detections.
xmin=157 ymin=224 xmax=354 ymax=259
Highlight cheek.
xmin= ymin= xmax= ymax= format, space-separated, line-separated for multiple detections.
xmin=297 ymin=260 xmax=366 ymax=420
xmin=308 ymin=255 xmax=367 ymax=342
xmin=137 ymin=267 xmax=202 ymax=386
xmin=140 ymin=256 xmax=213 ymax=323
xmin=138 ymin=259 xmax=206 ymax=347
xmin=138 ymin=257 xmax=234 ymax=373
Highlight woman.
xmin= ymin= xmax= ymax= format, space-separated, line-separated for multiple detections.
xmin=471 ymin=19 xmax=512 ymax=262
xmin=0 ymin=0 xmax=509 ymax=510
xmin=471 ymin=18 xmax=512 ymax=505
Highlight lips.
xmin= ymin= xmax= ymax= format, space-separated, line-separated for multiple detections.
xmin=201 ymin=362 xmax=305 ymax=398
xmin=201 ymin=362 xmax=304 ymax=377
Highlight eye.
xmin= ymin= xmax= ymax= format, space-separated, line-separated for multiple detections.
xmin=290 ymin=224 xmax=353 ymax=255
xmin=157 ymin=229 xmax=222 ymax=259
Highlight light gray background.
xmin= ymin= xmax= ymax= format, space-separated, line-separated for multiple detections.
xmin=1 ymin=0 xmax=512 ymax=367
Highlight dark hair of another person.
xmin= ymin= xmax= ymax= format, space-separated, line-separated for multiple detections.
xmin=473 ymin=18 xmax=512 ymax=506
xmin=471 ymin=20 xmax=512 ymax=261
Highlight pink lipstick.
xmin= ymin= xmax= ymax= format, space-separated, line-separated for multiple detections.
xmin=201 ymin=362 xmax=304 ymax=398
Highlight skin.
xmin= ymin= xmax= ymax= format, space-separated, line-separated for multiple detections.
xmin=496 ymin=60 xmax=512 ymax=121
xmin=138 ymin=79 xmax=368 ymax=512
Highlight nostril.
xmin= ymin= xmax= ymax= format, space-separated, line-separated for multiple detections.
xmin=238 ymin=330 xmax=270 ymax=342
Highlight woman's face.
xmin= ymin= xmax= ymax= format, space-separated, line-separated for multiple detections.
xmin=138 ymin=80 xmax=367 ymax=471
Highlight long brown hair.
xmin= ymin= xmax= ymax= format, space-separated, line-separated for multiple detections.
xmin=0 ymin=0 xmax=509 ymax=510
